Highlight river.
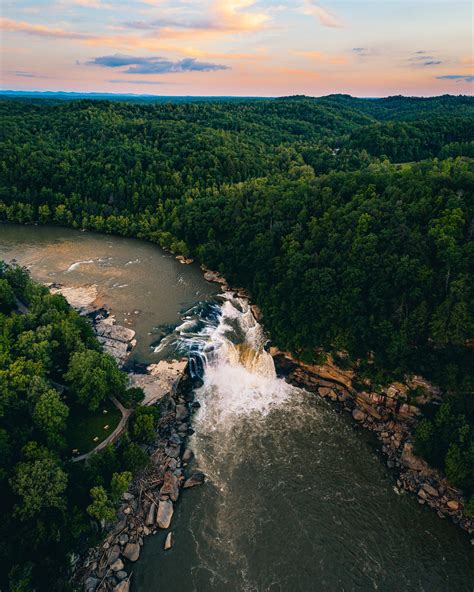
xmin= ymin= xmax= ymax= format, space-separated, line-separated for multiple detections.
xmin=1 ymin=224 xmax=473 ymax=592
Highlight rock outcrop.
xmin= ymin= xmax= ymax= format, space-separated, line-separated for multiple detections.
xmin=271 ymin=348 xmax=474 ymax=538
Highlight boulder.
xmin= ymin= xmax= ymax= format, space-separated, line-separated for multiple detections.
xmin=123 ymin=492 xmax=134 ymax=501
xmin=118 ymin=534 xmax=129 ymax=545
xmin=176 ymin=404 xmax=189 ymax=421
xmin=447 ymin=500 xmax=460 ymax=511
xmin=123 ymin=542 xmax=140 ymax=562
xmin=156 ymin=500 xmax=174 ymax=529
xmin=84 ymin=576 xmax=99 ymax=591
xmin=110 ymin=558 xmax=124 ymax=572
xmin=400 ymin=443 xmax=428 ymax=471
xmin=108 ymin=545 xmax=121 ymax=565
xmin=165 ymin=445 xmax=180 ymax=459
xmin=146 ymin=502 xmax=156 ymax=526
xmin=116 ymin=571 xmax=128 ymax=582
xmin=114 ymin=581 xmax=130 ymax=592
xmin=422 ymin=483 xmax=439 ymax=497
xmin=183 ymin=472 xmax=205 ymax=489
xmin=352 ymin=408 xmax=366 ymax=422
xmin=160 ymin=471 xmax=180 ymax=502
xmin=164 ymin=531 xmax=174 ymax=550
xmin=182 ymin=448 xmax=194 ymax=463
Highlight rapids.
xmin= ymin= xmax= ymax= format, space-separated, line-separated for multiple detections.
xmin=133 ymin=295 xmax=474 ymax=592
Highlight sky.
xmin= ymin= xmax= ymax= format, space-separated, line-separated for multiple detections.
xmin=1 ymin=0 xmax=473 ymax=97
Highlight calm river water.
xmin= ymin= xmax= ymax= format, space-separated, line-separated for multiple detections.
xmin=1 ymin=224 xmax=472 ymax=592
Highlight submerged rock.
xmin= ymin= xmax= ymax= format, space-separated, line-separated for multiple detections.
xmin=352 ymin=408 xmax=366 ymax=422
xmin=164 ymin=531 xmax=174 ymax=550
xmin=183 ymin=472 xmax=205 ymax=489
xmin=114 ymin=580 xmax=130 ymax=592
xmin=182 ymin=448 xmax=194 ymax=463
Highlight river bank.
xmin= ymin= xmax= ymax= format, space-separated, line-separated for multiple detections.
xmin=196 ymin=270 xmax=474 ymax=542
xmin=271 ymin=350 xmax=474 ymax=539
xmin=77 ymin=366 xmax=204 ymax=592
xmin=48 ymin=284 xmax=201 ymax=592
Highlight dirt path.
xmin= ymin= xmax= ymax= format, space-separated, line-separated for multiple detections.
xmin=72 ymin=396 xmax=132 ymax=463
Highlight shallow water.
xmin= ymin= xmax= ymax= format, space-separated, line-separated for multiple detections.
xmin=0 ymin=224 xmax=218 ymax=363
xmin=1 ymin=225 xmax=472 ymax=591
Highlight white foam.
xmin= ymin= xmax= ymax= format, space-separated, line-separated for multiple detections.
xmin=65 ymin=259 xmax=95 ymax=273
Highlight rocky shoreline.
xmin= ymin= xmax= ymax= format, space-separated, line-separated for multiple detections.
xmin=77 ymin=368 xmax=203 ymax=592
xmin=189 ymin=267 xmax=474 ymax=542
xmin=72 ymin=262 xmax=472 ymax=591
xmin=271 ymin=350 xmax=474 ymax=541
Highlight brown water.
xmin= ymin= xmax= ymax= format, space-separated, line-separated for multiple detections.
xmin=0 ymin=224 xmax=218 ymax=363
xmin=1 ymin=224 xmax=473 ymax=592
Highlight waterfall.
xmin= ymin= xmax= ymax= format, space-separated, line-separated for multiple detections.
xmin=175 ymin=294 xmax=292 ymax=423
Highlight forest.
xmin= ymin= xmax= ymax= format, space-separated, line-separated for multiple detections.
xmin=0 ymin=263 xmax=159 ymax=590
xmin=0 ymin=94 xmax=473 ymax=587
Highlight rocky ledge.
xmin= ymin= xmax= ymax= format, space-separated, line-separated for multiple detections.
xmin=48 ymin=283 xmax=136 ymax=367
xmin=272 ymin=350 xmax=473 ymax=541
xmin=77 ymin=370 xmax=205 ymax=592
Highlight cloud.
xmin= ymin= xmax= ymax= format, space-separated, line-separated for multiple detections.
xmin=89 ymin=54 xmax=230 ymax=74
xmin=293 ymin=50 xmax=348 ymax=65
xmin=302 ymin=1 xmax=343 ymax=28
xmin=436 ymin=75 xmax=474 ymax=82
xmin=10 ymin=70 xmax=44 ymax=78
xmin=461 ymin=57 xmax=474 ymax=64
xmin=122 ymin=0 xmax=269 ymax=37
xmin=0 ymin=17 xmax=95 ymax=39
xmin=408 ymin=52 xmax=442 ymax=67
xmin=109 ymin=79 xmax=166 ymax=85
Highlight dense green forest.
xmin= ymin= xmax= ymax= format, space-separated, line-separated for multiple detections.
xmin=0 ymin=263 xmax=156 ymax=590
xmin=0 ymin=95 xmax=473 ymax=569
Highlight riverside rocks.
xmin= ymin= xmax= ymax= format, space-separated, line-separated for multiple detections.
xmin=272 ymin=349 xmax=474 ymax=538
xmin=123 ymin=542 xmax=140 ymax=562
xmin=183 ymin=471 xmax=206 ymax=489
xmin=156 ymin=500 xmax=174 ymax=529
xmin=164 ymin=532 xmax=174 ymax=550
xmin=77 ymin=363 xmax=206 ymax=591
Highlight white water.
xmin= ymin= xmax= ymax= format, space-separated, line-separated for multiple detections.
xmin=191 ymin=296 xmax=292 ymax=423
xmin=134 ymin=293 xmax=474 ymax=592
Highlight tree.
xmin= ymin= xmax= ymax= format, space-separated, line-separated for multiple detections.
xmin=65 ymin=349 xmax=126 ymax=410
xmin=0 ymin=278 xmax=16 ymax=313
xmin=110 ymin=471 xmax=132 ymax=503
xmin=86 ymin=486 xmax=115 ymax=524
xmin=123 ymin=442 xmax=149 ymax=473
xmin=132 ymin=408 xmax=157 ymax=442
xmin=11 ymin=457 xmax=68 ymax=520
xmin=33 ymin=389 xmax=69 ymax=447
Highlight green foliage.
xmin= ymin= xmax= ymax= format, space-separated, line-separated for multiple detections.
xmin=132 ymin=407 xmax=159 ymax=443
xmin=33 ymin=388 xmax=69 ymax=448
xmin=0 ymin=95 xmax=473 ymax=588
xmin=0 ymin=278 xmax=16 ymax=313
xmin=122 ymin=442 xmax=150 ymax=473
xmin=110 ymin=471 xmax=132 ymax=503
xmin=11 ymin=456 xmax=68 ymax=520
xmin=0 ymin=264 xmax=148 ymax=590
xmin=86 ymin=486 xmax=115 ymax=524
xmin=65 ymin=349 xmax=127 ymax=411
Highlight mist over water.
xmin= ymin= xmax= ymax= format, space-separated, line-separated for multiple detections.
xmin=134 ymin=296 xmax=474 ymax=592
